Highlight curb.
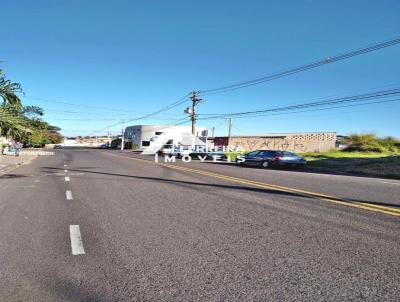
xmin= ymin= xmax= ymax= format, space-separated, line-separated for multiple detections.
xmin=0 ymin=156 xmax=37 ymax=176
xmin=0 ymin=163 xmax=20 ymax=175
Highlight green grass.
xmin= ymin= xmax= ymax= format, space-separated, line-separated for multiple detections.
xmin=224 ymin=151 xmax=247 ymax=162
xmin=301 ymin=150 xmax=400 ymax=179
xmin=302 ymin=150 xmax=396 ymax=160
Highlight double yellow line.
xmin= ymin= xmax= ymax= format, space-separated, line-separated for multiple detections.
xmin=107 ymin=152 xmax=400 ymax=217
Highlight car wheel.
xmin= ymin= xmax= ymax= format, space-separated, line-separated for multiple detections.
xmin=261 ymin=161 xmax=269 ymax=168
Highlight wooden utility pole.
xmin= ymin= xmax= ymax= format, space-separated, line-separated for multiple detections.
xmin=190 ymin=91 xmax=203 ymax=136
xmin=228 ymin=117 xmax=233 ymax=138
xmin=191 ymin=91 xmax=197 ymax=135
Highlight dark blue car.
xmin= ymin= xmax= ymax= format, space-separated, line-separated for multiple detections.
xmin=239 ymin=150 xmax=306 ymax=168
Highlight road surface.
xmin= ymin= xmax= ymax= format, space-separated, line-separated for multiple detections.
xmin=0 ymin=148 xmax=399 ymax=301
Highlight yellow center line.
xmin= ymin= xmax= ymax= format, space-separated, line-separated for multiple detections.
xmin=105 ymin=152 xmax=400 ymax=217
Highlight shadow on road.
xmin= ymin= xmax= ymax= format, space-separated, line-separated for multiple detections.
xmin=41 ymin=166 xmax=400 ymax=209
xmin=0 ymin=174 xmax=27 ymax=179
xmin=43 ymin=274 xmax=111 ymax=302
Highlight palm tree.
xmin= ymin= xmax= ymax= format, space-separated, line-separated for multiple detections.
xmin=23 ymin=105 xmax=44 ymax=117
xmin=0 ymin=106 xmax=29 ymax=141
xmin=0 ymin=69 xmax=23 ymax=111
xmin=0 ymin=69 xmax=26 ymax=147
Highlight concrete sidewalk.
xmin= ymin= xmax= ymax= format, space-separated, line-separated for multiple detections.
xmin=0 ymin=154 xmax=38 ymax=175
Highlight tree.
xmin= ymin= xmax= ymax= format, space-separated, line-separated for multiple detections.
xmin=28 ymin=129 xmax=63 ymax=147
xmin=0 ymin=105 xmax=31 ymax=139
xmin=0 ymin=68 xmax=63 ymax=146
xmin=0 ymin=69 xmax=26 ymax=140
xmin=23 ymin=105 xmax=44 ymax=117
xmin=0 ymin=69 xmax=23 ymax=111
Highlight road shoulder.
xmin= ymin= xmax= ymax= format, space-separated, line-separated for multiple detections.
xmin=0 ymin=154 xmax=38 ymax=175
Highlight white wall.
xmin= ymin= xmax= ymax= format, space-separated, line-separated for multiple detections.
xmin=0 ymin=136 xmax=10 ymax=145
xmin=124 ymin=125 xmax=208 ymax=149
xmin=63 ymin=139 xmax=78 ymax=146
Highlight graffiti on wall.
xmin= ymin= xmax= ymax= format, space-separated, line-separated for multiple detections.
xmin=240 ymin=139 xmax=307 ymax=152
xmin=212 ymin=133 xmax=336 ymax=152
xmin=230 ymin=138 xmax=334 ymax=152
xmin=258 ymin=140 xmax=307 ymax=152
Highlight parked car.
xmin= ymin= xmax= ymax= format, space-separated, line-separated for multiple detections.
xmin=189 ymin=150 xmax=226 ymax=160
xmin=238 ymin=150 xmax=306 ymax=168
xmin=171 ymin=146 xmax=192 ymax=158
xmin=100 ymin=144 xmax=109 ymax=149
xmin=54 ymin=145 xmax=63 ymax=149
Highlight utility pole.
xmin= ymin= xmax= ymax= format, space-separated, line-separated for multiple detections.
xmin=190 ymin=91 xmax=203 ymax=136
xmin=191 ymin=91 xmax=197 ymax=136
xmin=211 ymin=126 xmax=215 ymax=138
xmin=120 ymin=120 xmax=125 ymax=151
xmin=228 ymin=117 xmax=233 ymax=138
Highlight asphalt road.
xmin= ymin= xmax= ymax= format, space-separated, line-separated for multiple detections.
xmin=0 ymin=148 xmax=399 ymax=301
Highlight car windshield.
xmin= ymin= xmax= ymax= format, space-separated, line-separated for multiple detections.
xmin=277 ymin=151 xmax=297 ymax=156
xmin=246 ymin=151 xmax=261 ymax=157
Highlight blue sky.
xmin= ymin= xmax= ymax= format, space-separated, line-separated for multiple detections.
xmin=1 ymin=0 xmax=400 ymax=137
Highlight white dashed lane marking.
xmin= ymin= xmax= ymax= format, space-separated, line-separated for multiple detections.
xmin=69 ymin=225 xmax=85 ymax=255
xmin=66 ymin=190 xmax=73 ymax=200
xmin=380 ymin=181 xmax=400 ymax=186
xmin=65 ymin=176 xmax=70 ymax=182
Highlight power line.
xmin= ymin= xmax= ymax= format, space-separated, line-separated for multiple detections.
xmin=201 ymin=98 xmax=400 ymax=121
xmin=198 ymin=37 xmax=400 ymax=96
xmin=41 ymin=109 xmax=185 ymax=120
xmin=61 ymin=116 xmax=192 ymax=136
xmin=45 ymin=116 xmax=184 ymax=121
xmin=23 ymin=96 xmax=152 ymax=114
xmin=125 ymin=92 xmax=192 ymax=122
xmin=86 ymin=92 xmax=192 ymax=136
xmin=235 ymin=98 xmax=400 ymax=119
xmin=197 ymin=88 xmax=400 ymax=120
xmin=59 ymin=96 xmax=399 ymax=134
xmin=199 ymin=82 xmax=400 ymax=117
xmin=87 ymin=114 xmax=190 ymax=136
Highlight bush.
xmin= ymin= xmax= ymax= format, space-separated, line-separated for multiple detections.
xmin=28 ymin=130 xmax=63 ymax=147
xmin=344 ymin=133 xmax=400 ymax=153
xmin=380 ymin=136 xmax=400 ymax=152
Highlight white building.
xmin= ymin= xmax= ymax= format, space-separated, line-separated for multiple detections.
xmin=124 ymin=125 xmax=208 ymax=152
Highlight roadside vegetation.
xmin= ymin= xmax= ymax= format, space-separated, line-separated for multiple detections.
xmin=0 ymin=68 xmax=63 ymax=149
xmin=303 ymin=134 xmax=400 ymax=179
